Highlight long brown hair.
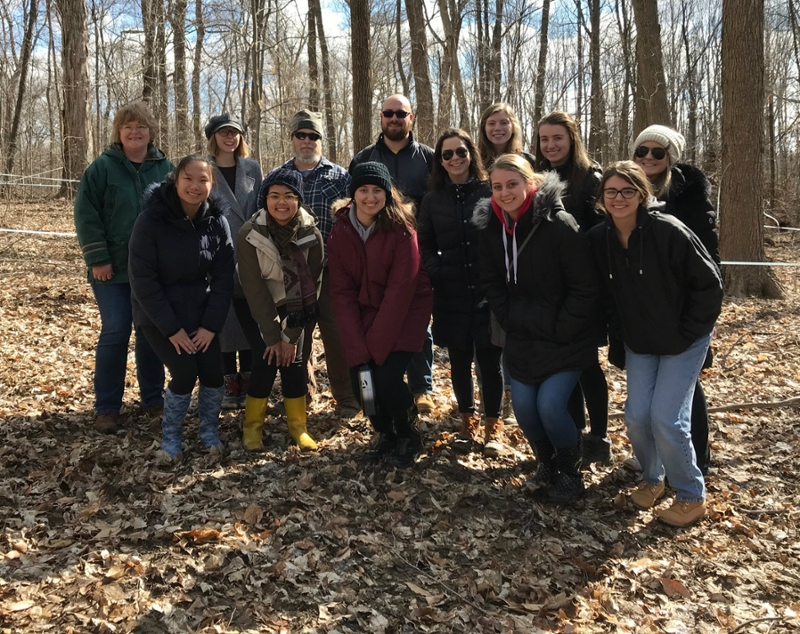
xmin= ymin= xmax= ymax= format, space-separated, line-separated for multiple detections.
xmin=353 ymin=185 xmax=417 ymax=234
xmin=429 ymin=128 xmax=487 ymax=190
xmin=534 ymin=111 xmax=594 ymax=201
xmin=595 ymin=161 xmax=652 ymax=214
xmin=478 ymin=103 xmax=523 ymax=168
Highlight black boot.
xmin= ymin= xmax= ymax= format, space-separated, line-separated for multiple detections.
xmin=364 ymin=411 xmax=397 ymax=462
xmin=385 ymin=406 xmax=422 ymax=468
xmin=527 ymin=437 xmax=557 ymax=490
xmin=546 ymin=443 xmax=584 ymax=504
xmin=582 ymin=432 xmax=613 ymax=466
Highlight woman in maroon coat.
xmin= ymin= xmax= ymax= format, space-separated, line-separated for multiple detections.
xmin=328 ymin=162 xmax=433 ymax=468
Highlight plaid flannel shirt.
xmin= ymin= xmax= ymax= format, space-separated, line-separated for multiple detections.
xmin=281 ymin=156 xmax=351 ymax=243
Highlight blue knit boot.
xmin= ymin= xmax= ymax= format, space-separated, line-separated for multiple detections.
xmin=198 ymin=384 xmax=225 ymax=451
xmin=161 ymin=388 xmax=191 ymax=459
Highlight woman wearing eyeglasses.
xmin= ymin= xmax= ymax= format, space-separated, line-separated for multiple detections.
xmin=631 ymin=125 xmax=719 ymax=477
xmin=534 ymin=111 xmax=610 ymax=467
xmin=205 ymin=114 xmax=263 ymax=410
xmin=417 ymin=129 xmax=504 ymax=456
xmin=74 ymin=101 xmax=173 ymax=434
xmin=235 ymin=168 xmax=324 ymax=452
xmin=588 ymin=161 xmax=722 ymax=527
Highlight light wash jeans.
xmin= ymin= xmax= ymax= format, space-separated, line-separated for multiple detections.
xmin=510 ymin=370 xmax=582 ymax=448
xmin=624 ymin=333 xmax=711 ymax=503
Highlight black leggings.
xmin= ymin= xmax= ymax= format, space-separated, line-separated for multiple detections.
xmin=222 ymin=350 xmax=253 ymax=375
xmin=569 ymin=360 xmax=609 ymax=436
xmin=448 ymin=342 xmax=503 ymax=418
xmin=138 ymin=325 xmax=223 ymax=395
xmin=233 ymin=297 xmax=306 ymax=400
xmin=692 ymin=379 xmax=710 ymax=473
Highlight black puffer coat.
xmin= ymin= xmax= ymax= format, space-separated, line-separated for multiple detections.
xmin=129 ymin=182 xmax=235 ymax=337
xmin=475 ymin=172 xmax=602 ymax=385
xmin=588 ymin=206 xmax=722 ymax=356
xmin=660 ymin=163 xmax=719 ymax=264
xmin=418 ymin=177 xmax=492 ymax=349
xmin=551 ymin=161 xmax=603 ymax=232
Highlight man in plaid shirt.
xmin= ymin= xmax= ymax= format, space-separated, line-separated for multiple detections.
xmin=279 ymin=109 xmax=360 ymax=418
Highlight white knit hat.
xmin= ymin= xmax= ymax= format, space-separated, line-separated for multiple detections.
xmin=631 ymin=125 xmax=685 ymax=165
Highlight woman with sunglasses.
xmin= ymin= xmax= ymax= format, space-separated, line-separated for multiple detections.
xmin=534 ymin=111 xmax=610 ymax=467
xmin=588 ymin=161 xmax=722 ymax=527
xmin=631 ymin=125 xmax=719 ymax=476
xmin=476 ymin=154 xmax=602 ymax=504
xmin=236 ymin=168 xmax=323 ymax=452
xmin=328 ymin=162 xmax=433 ymax=468
xmin=205 ymin=114 xmax=263 ymax=410
xmin=417 ymin=129 xmax=504 ymax=456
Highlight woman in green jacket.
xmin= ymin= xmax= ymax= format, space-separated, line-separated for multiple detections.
xmin=73 ymin=101 xmax=174 ymax=433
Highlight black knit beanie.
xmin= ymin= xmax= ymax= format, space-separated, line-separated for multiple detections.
xmin=349 ymin=162 xmax=393 ymax=198
xmin=258 ymin=168 xmax=304 ymax=208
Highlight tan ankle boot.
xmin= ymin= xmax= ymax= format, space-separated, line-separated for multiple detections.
xmin=285 ymin=396 xmax=317 ymax=451
xmin=657 ymin=499 xmax=706 ymax=527
xmin=483 ymin=417 xmax=504 ymax=457
xmin=454 ymin=412 xmax=479 ymax=453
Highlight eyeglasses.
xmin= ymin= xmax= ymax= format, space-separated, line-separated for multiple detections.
xmin=441 ymin=147 xmax=469 ymax=161
xmin=121 ymin=125 xmax=148 ymax=132
xmin=216 ymin=128 xmax=240 ymax=138
xmin=293 ymin=131 xmax=321 ymax=141
xmin=634 ymin=145 xmax=667 ymax=160
xmin=603 ymin=187 xmax=639 ymax=199
xmin=381 ymin=109 xmax=411 ymax=119
xmin=267 ymin=193 xmax=299 ymax=203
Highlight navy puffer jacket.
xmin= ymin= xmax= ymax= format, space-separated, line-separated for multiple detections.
xmin=129 ymin=181 xmax=235 ymax=337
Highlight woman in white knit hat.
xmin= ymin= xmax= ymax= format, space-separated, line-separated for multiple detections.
xmin=628 ymin=124 xmax=719 ymax=477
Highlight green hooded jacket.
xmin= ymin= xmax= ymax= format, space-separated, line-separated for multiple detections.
xmin=73 ymin=143 xmax=173 ymax=284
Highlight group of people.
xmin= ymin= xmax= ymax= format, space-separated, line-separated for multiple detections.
xmin=73 ymin=94 xmax=722 ymax=528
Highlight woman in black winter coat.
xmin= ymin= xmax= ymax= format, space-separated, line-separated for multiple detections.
xmin=129 ymin=155 xmax=235 ymax=460
xmin=588 ymin=161 xmax=722 ymax=527
xmin=476 ymin=153 xmax=602 ymax=504
xmin=418 ymin=129 xmax=504 ymax=457
xmin=534 ymin=110 xmax=610 ymax=466
xmin=631 ymin=125 xmax=718 ymax=475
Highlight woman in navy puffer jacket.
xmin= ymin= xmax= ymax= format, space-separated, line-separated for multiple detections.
xmin=129 ymin=155 xmax=234 ymax=460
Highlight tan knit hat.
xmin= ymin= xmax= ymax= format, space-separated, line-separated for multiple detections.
xmin=291 ymin=109 xmax=324 ymax=136
xmin=631 ymin=125 xmax=685 ymax=165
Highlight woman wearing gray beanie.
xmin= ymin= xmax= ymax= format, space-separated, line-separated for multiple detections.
xmin=630 ymin=124 xmax=719 ymax=476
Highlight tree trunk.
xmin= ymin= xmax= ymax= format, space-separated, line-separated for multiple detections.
xmin=307 ymin=5 xmax=319 ymax=111
xmin=405 ymin=0 xmax=434 ymax=145
xmin=191 ymin=0 xmax=205 ymax=151
xmin=490 ymin=0 xmax=504 ymax=103
xmin=588 ymin=0 xmax=605 ymax=162
xmin=170 ymin=0 xmax=190 ymax=154
xmin=142 ymin=0 xmax=157 ymax=102
xmin=395 ymin=0 xmax=409 ymax=96
xmin=351 ymin=0 xmax=372 ymax=152
xmin=476 ymin=0 xmax=490 ymax=111
xmin=720 ymin=0 xmax=782 ymax=298
xmin=155 ymin=0 xmax=169 ymax=150
xmin=533 ymin=0 xmax=551 ymax=124
xmin=575 ymin=0 xmax=584 ymax=131
xmin=5 ymin=0 xmax=38 ymax=175
xmin=631 ymin=0 xmax=671 ymax=134
xmin=309 ymin=0 xmax=336 ymax=161
xmin=55 ymin=0 xmax=89 ymax=197
xmin=615 ymin=0 xmax=634 ymax=160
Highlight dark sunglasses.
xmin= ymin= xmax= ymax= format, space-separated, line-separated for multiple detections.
xmin=634 ymin=145 xmax=667 ymax=160
xmin=293 ymin=131 xmax=321 ymax=141
xmin=441 ymin=147 xmax=469 ymax=161
xmin=382 ymin=109 xmax=411 ymax=119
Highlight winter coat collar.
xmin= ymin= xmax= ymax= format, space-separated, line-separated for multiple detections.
xmin=106 ymin=142 xmax=167 ymax=164
xmin=375 ymin=131 xmax=419 ymax=155
xmin=143 ymin=181 xmax=226 ymax=229
xmin=471 ymin=171 xmax=566 ymax=230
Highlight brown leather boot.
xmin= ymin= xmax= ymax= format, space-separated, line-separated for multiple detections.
xmin=454 ymin=412 xmax=479 ymax=453
xmin=483 ymin=417 xmax=504 ymax=457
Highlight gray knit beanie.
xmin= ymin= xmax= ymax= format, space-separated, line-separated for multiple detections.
xmin=291 ymin=109 xmax=324 ymax=136
xmin=631 ymin=125 xmax=685 ymax=165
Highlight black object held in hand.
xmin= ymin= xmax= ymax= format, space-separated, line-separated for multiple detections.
xmin=358 ymin=365 xmax=377 ymax=417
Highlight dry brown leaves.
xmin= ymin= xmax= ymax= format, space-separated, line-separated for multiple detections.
xmin=1 ymin=200 xmax=799 ymax=633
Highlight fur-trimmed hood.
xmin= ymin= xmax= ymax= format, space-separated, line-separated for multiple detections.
xmin=142 ymin=180 xmax=229 ymax=230
xmin=331 ymin=196 xmax=353 ymax=221
xmin=471 ymin=171 xmax=566 ymax=230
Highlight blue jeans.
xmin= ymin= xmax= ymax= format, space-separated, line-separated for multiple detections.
xmin=510 ymin=371 xmax=582 ymax=448
xmin=625 ymin=333 xmax=711 ymax=503
xmin=407 ymin=325 xmax=433 ymax=394
xmin=92 ymin=283 xmax=164 ymax=414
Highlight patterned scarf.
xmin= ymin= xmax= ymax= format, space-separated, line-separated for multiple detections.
xmin=265 ymin=212 xmax=318 ymax=328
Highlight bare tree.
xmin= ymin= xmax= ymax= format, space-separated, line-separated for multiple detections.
xmin=406 ymin=0 xmax=434 ymax=144
xmin=169 ymin=0 xmax=190 ymax=154
xmin=352 ymin=0 xmax=372 ymax=150
xmin=588 ymin=0 xmax=605 ymax=162
xmin=533 ymin=0 xmax=551 ymax=124
xmin=307 ymin=3 xmax=319 ymax=110
xmin=191 ymin=0 xmax=204 ymax=150
xmin=309 ymin=0 xmax=337 ymax=161
xmin=719 ymin=0 xmax=781 ymax=298
xmin=631 ymin=0 xmax=671 ymax=134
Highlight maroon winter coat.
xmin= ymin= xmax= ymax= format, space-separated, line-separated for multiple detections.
xmin=327 ymin=204 xmax=433 ymax=367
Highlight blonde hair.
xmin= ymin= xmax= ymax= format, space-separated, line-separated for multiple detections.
xmin=207 ymin=133 xmax=250 ymax=159
xmin=488 ymin=153 xmax=544 ymax=188
xmin=112 ymin=101 xmax=157 ymax=145
xmin=478 ymin=103 xmax=523 ymax=168
xmin=595 ymin=161 xmax=652 ymax=213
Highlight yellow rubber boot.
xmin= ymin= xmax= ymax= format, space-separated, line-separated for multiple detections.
xmin=243 ymin=396 xmax=268 ymax=451
xmin=285 ymin=396 xmax=317 ymax=451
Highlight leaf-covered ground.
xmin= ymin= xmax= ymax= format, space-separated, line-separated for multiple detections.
xmin=1 ymin=201 xmax=799 ymax=634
